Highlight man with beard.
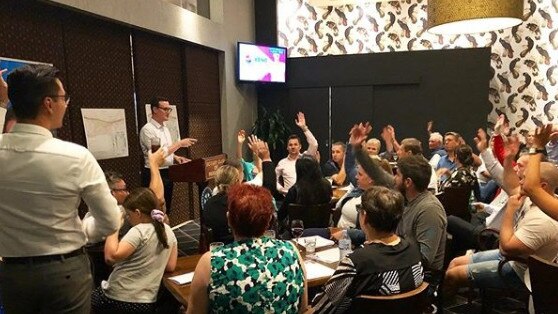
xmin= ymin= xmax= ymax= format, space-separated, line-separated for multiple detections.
xmin=395 ymin=155 xmax=447 ymax=274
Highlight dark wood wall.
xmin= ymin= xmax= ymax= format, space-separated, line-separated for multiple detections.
xmin=0 ymin=0 xmax=222 ymax=224
xmin=258 ymin=48 xmax=492 ymax=161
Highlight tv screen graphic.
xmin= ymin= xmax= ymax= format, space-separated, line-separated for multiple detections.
xmin=237 ymin=42 xmax=287 ymax=83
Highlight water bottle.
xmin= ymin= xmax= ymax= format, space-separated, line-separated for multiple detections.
xmin=338 ymin=230 xmax=352 ymax=260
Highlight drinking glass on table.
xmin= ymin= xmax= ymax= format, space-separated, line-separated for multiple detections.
xmin=304 ymin=237 xmax=316 ymax=258
xmin=291 ymin=220 xmax=304 ymax=245
xmin=150 ymin=137 xmax=161 ymax=153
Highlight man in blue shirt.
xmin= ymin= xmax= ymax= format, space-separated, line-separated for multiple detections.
xmin=436 ymin=131 xmax=460 ymax=181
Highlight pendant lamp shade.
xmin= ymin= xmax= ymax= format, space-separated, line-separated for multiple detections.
xmin=427 ymin=0 xmax=524 ymax=35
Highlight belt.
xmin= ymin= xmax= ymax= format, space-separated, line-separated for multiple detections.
xmin=2 ymin=247 xmax=85 ymax=264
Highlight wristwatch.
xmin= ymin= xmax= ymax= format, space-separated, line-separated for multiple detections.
xmin=528 ymin=147 xmax=545 ymax=155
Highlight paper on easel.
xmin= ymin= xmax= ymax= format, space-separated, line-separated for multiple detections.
xmin=169 ymin=272 xmax=194 ymax=285
xmin=304 ymin=261 xmax=335 ymax=280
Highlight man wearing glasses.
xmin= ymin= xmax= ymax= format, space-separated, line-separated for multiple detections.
xmin=0 ymin=65 xmax=121 ymax=313
xmin=139 ymin=96 xmax=197 ymax=213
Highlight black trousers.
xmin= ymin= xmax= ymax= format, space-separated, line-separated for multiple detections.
xmin=142 ymin=167 xmax=173 ymax=213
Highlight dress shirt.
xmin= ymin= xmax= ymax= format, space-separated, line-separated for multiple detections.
xmin=0 ymin=123 xmax=120 ymax=256
xmin=275 ymin=128 xmax=318 ymax=194
xmin=139 ymin=118 xmax=174 ymax=168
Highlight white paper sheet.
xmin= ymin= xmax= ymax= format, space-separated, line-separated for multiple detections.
xmin=297 ymin=236 xmax=335 ymax=249
xmin=314 ymin=247 xmax=340 ymax=264
xmin=81 ymin=108 xmax=128 ymax=160
xmin=304 ymin=261 xmax=335 ymax=280
xmin=168 ymin=272 xmax=194 ymax=285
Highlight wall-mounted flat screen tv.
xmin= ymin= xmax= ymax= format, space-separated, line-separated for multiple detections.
xmin=237 ymin=42 xmax=287 ymax=83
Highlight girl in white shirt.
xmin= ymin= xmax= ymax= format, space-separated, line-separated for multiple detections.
xmin=91 ymin=187 xmax=178 ymax=313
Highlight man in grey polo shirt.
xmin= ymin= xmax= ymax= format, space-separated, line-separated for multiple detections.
xmin=0 ymin=65 xmax=121 ymax=313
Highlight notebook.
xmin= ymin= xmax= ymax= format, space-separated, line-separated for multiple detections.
xmin=168 ymin=272 xmax=194 ymax=285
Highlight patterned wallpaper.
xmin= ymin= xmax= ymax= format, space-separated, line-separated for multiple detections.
xmin=277 ymin=0 xmax=558 ymax=134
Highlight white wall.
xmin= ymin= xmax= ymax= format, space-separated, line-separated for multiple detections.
xmin=46 ymin=0 xmax=257 ymax=156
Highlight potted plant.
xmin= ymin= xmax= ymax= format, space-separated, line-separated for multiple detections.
xmin=251 ymin=106 xmax=291 ymax=152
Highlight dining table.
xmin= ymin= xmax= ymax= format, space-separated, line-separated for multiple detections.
xmin=163 ymin=239 xmax=340 ymax=307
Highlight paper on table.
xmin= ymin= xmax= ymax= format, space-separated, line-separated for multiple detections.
xmin=314 ymin=247 xmax=340 ymax=264
xmin=304 ymin=261 xmax=335 ymax=280
xmin=297 ymin=236 xmax=335 ymax=249
xmin=169 ymin=272 xmax=194 ymax=285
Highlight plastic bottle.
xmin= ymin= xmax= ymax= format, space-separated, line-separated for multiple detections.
xmin=338 ymin=230 xmax=352 ymax=260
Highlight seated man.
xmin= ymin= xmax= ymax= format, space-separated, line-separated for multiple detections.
xmin=428 ymin=132 xmax=446 ymax=167
xmin=444 ymin=141 xmax=558 ymax=292
xmin=435 ymin=131 xmax=460 ymax=181
xmin=396 ymin=137 xmax=438 ymax=192
xmin=275 ymin=112 xmax=318 ymax=196
xmin=322 ymin=141 xmax=347 ymax=186
xmin=312 ymin=186 xmax=424 ymax=313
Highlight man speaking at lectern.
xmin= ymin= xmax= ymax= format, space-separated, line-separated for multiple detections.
xmin=139 ymin=96 xmax=197 ymax=212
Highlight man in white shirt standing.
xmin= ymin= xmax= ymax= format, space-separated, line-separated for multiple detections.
xmin=0 ymin=65 xmax=121 ymax=313
xmin=139 ymin=96 xmax=196 ymax=212
xmin=275 ymin=112 xmax=318 ymax=196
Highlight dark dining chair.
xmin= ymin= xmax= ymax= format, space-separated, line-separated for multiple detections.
xmin=437 ymin=186 xmax=473 ymax=222
xmin=529 ymin=255 xmax=558 ymax=314
xmin=348 ymin=282 xmax=429 ymax=314
xmin=287 ymin=203 xmax=331 ymax=229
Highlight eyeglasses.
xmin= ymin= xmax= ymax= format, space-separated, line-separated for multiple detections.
xmin=157 ymin=107 xmax=172 ymax=113
xmin=47 ymin=94 xmax=71 ymax=105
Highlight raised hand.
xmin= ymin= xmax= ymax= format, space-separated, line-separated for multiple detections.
xmin=0 ymin=69 xmax=8 ymax=107
xmin=237 ymin=130 xmax=246 ymax=143
xmin=504 ymin=134 xmax=521 ymax=159
xmin=349 ymin=122 xmax=372 ymax=147
xmin=533 ymin=124 xmax=557 ymax=148
xmin=427 ymin=120 xmax=433 ymax=134
xmin=295 ymin=112 xmax=307 ymax=130
xmin=494 ymin=114 xmax=510 ymax=135
xmin=386 ymin=125 xmax=395 ymax=139
xmin=474 ymin=128 xmax=489 ymax=152
xmin=179 ymin=138 xmax=197 ymax=148
xmin=247 ymin=134 xmax=261 ymax=154
xmin=257 ymin=141 xmax=271 ymax=160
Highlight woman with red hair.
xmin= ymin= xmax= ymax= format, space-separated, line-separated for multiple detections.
xmin=187 ymin=184 xmax=308 ymax=313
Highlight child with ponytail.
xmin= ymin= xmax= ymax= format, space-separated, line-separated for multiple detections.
xmin=92 ymin=150 xmax=178 ymax=313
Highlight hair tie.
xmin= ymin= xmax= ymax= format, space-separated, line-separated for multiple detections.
xmin=150 ymin=209 xmax=165 ymax=223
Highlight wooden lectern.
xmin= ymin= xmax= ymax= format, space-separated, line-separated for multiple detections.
xmin=169 ymin=154 xmax=227 ymax=219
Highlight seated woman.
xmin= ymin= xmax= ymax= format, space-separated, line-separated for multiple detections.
xmin=440 ymin=144 xmax=481 ymax=200
xmin=91 ymin=188 xmax=178 ymax=313
xmin=203 ymin=164 xmax=243 ymax=244
xmin=312 ymin=186 xmax=424 ymax=313
xmin=278 ymin=156 xmax=332 ymax=228
xmin=187 ymin=184 xmax=308 ymax=314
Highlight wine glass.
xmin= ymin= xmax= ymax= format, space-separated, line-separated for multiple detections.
xmin=291 ymin=219 xmax=304 ymax=246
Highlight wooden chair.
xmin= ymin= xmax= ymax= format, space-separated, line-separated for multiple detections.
xmin=437 ymin=186 xmax=472 ymax=222
xmin=529 ymin=255 xmax=558 ymax=314
xmin=198 ymin=226 xmax=213 ymax=254
xmin=287 ymin=203 xmax=331 ymax=229
xmin=348 ymin=282 xmax=429 ymax=314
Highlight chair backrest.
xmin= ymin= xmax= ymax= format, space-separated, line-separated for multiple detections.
xmin=349 ymin=282 xmax=430 ymax=314
xmin=437 ymin=186 xmax=472 ymax=221
xmin=529 ymin=255 xmax=558 ymax=314
xmin=287 ymin=203 xmax=331 ymax=228
xmin=198 ymin=226 xmax=214 ymax=254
